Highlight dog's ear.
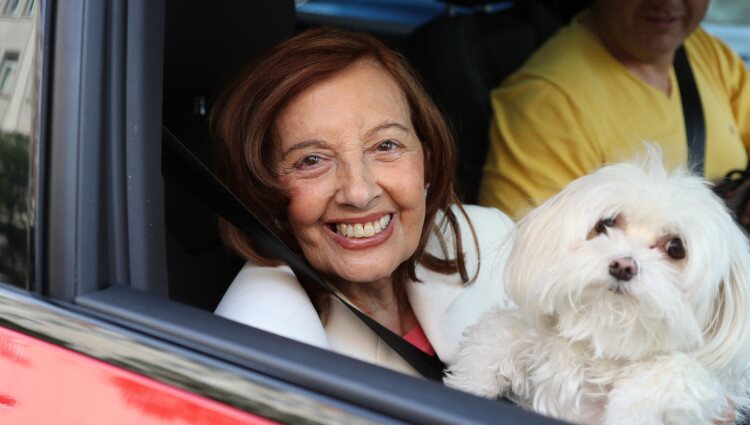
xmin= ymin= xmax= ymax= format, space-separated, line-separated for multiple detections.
xmin=505 ymin=188 xmax=576 ymax=320
xmin=695 ymin=227 xmax=750 ymax=373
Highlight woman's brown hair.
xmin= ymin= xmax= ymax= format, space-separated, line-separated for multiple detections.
xmin=211 ymin=27 xmax=479 ymax=313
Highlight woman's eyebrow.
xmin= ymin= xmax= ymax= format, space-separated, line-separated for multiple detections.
xmin=280 ymin=122 xmax=410 ymax=158
xmin=366 ymin=121 xmax=410 ymax=138
xmin=280 ymin=139 xmax=329 ymax=159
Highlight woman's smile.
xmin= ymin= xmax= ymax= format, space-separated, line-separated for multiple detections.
xmin=325 ymin=213 xmax=395 ymax=250
xmin=329 ymin=212 xmax=391 ymax=238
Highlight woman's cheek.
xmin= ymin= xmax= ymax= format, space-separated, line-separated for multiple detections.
xmin=285 ymin=178 xmax=334 ymax=226
xmin=390 ymin=153 xmax=425 ymax=201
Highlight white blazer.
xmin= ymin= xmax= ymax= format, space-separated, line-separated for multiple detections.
xmin=215 ymin=205 xmax=515 ymax=377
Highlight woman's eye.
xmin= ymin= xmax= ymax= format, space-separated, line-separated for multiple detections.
xmin=665 ymin=237 xmax=686 ymax=260
xmin=297 ymin=155 xmax=322 ymax=169
xmin=377 ymin=140 xmax=398 ymax=151
xmin=595 ymin=217 xmax=616 ymax=234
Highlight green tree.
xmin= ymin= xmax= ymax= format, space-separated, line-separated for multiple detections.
xmin=0 ymin=131 xmax=29 ymax=286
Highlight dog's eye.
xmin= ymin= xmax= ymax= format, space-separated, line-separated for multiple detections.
xmin=595 ymin=217 xmax=616 ymax=234
xmin=665 ymin=237 xmax=686 ymax=260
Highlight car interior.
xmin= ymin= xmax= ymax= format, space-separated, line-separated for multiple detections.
xmin=161 ymin=0 xmax=296 ymax=311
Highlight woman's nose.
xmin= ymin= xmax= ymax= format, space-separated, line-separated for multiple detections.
xmin=335 ymin=159 xmax=381 ymax=209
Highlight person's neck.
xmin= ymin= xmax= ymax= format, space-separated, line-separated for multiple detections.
xmin=335 ymin=277 xmax=417 ymax=336
xmin=580 ymin=12 xmax=674 ymax=95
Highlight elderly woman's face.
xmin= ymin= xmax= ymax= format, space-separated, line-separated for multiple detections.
xmin=591 ymin=0 xmax=708 ymax=61
xmin=274 ymin=61 xmax=426 ymax=284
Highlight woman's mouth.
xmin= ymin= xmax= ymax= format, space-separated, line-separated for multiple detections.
xmin=332 ymin=214 xmax=391 ymax=238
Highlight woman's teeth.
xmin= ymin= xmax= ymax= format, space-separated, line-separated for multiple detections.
xmin=335 ymin=215 xmax=391 ymax=238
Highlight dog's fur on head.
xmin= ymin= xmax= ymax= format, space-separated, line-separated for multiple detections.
xmin=446 ymin=147 xmax=750 ymax=424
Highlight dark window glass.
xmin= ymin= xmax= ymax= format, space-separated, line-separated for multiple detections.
xmin=0 ymin=4 xmax=38 ymax=287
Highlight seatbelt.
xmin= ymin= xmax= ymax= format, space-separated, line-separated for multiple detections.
xmin=162 ymin=126 xmax=446 ymax=382
xmin=674 ymin=45 xmax=705 ymax=175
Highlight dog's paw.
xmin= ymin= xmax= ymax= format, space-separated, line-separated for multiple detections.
xmin=443 ymin=366 xmax=509 ymax=399
xmin=443 ymin=309 xmax=525 ymax=399
xmin=605 ymin=352 xmax=730 ymax=425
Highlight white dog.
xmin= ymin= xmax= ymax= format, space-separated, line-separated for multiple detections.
xmin=446 ymin=151 xmax=750 ymax=424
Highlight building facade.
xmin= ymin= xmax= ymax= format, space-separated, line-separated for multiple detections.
xmin=0 ymin=0 xmax=37 ymax=136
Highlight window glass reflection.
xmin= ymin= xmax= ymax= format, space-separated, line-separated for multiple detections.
xmin=0 ymin=0 xmax=37 ymax=287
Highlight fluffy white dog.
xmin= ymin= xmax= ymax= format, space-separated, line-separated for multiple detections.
xmin=446 ymin=152 xmax=750 ymax=424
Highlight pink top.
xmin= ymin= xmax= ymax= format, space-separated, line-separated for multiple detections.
xmin=403 ymin=324 xmax=436 ymax=356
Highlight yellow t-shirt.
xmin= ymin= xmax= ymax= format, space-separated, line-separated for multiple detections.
xmin=479 ymin=19 xmax=750 ymax=219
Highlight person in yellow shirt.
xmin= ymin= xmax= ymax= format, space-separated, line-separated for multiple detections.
xmin=479 ymin=0 xmax=750 ymax=220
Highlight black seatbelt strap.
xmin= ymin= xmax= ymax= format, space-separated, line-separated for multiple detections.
xmin=674 ymin=45 xmax=706 ymax=175
xmin=162 ymin=126 xmax=446 ymax=382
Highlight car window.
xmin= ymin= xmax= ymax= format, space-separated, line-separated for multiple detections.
xmin=704 ymin=0 xmax=750 ymax=65
xmin=296 ymin=0 xmax=513 ymax=36
xmin=706 ymin=0 xmax=750 ymax=25
xmin=11 ymin=1 xmax=743 ymax=423
xmin=0 ymin=0 xmax=37 ymax=288
xmin=0 ymin=1 xmax=569 ymax=423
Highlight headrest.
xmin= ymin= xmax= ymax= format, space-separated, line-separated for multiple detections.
xmin=163 ymin=0 xmax=295 ymax=105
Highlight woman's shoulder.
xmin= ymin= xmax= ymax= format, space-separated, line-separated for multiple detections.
xmin=214 ymin=262 xmax=329 ymax=349
xmin=449 ymin=204 xmax=514 ymax=277
xmin=456 ymin=204 xmax=514 ymax=231
xmin=430 ymin=204 xmax=514 ymax=257
xmin=423 ymin=204 xmax=515 ymax=292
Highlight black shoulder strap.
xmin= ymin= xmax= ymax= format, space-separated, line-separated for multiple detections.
xmin=674 ymin=44 xmax=706 ymax=175
xmin=162 ymin=126 xmax=446 ymax=382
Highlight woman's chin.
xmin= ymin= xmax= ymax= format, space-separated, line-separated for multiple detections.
xmin=330 ymin=267 xmax=396 ymax=285
xmin=303 ymin=243 xmax=406 ymax=285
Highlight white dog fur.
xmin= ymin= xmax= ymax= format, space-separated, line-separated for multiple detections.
xmin=446 ymin=149 xmax=750 ymax=424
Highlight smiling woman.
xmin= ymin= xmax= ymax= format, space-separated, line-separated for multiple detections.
xmin=210 ymin=27 xmax=514 ymax=376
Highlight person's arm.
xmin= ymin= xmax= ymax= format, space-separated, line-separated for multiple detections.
xmin=478 ymin=77 xmax=603 ymax=219
xmin=215 ymin=262 xmax=330 ymax=349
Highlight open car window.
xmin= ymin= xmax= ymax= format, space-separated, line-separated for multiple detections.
xmin=13 ymin=0 xmax=746 ymax=422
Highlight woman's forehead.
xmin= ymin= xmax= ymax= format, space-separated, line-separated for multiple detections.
xmin=290 ymin=60 xmax=406 ymax=111
xmin=274 ymin=61 xmax=413 ymax=147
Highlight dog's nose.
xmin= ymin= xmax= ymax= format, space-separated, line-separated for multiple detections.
xmin=609 ymin=257 xmax=638 ymax=281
